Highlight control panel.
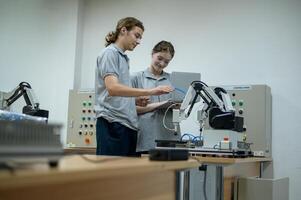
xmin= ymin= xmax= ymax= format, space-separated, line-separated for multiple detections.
xmin=206 ymin=85 xmax=272 ymax=157
xmin=66 ymin=90 xmax=96 ymax=148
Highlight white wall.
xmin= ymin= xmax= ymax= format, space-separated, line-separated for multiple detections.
xmin=0 ymin=0 xmax=80 ymax=139
xmin=79 ymin=0 xmax=301 ymax=199
xmin=0 ymin=0 xmax=300 ymax=199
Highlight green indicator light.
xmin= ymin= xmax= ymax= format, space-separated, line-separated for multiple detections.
xmin=239 ymin=100 xmax=244 ymax=106
xmin=232 ymin=100 xmax=236 ymax=106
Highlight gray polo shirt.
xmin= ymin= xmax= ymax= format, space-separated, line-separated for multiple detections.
xmin=131 ymin=69 xmax=180 ymax=152
xmin=95 ymin=44 xmax=138 ymax=130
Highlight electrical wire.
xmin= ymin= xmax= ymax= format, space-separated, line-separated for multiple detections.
xmin=162 ymin=102 xmax=178 ymax=131
xmin=180 ymin=133 xmax=195 ymax=141
xmin=180 ymin=133 xmax=203 ymax=147
xmin=192 ymin=136 xmax=201 ymax=142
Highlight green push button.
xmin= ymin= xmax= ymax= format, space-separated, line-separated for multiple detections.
xmin=232 ymin=100 xmax=236 ymax=106
xmin=239 ymin=100 xmax=244 ymax=106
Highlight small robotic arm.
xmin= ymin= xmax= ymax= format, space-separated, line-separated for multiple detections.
xmin=0 ymin=82 xmax=49 ymax=118
xmin=172 ymin=81 xmax=242 ymax=134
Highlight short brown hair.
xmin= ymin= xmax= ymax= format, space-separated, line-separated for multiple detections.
xmin=152 ymin=41 xmax=175 ymax=58
xmin=105 ymin=17 xmax=144 ymax=47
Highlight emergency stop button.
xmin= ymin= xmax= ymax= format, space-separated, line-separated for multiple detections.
xmin=85 ymin=138 xmax=91 ymax=144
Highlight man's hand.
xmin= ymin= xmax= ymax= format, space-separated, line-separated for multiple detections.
xmin=135 ymin=96 xmax=150 ymax=107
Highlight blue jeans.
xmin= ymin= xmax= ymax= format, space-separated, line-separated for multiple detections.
xmin=96 ymin=117 xmax=138 ymax=156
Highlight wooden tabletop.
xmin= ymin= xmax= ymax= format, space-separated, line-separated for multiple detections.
xmin=0 ymin=155 xmax=199 ymax=189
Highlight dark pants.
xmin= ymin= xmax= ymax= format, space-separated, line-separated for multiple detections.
xmin=96 ymin=117 xmax=138 ymax=156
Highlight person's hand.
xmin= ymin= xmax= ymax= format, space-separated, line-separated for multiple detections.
xmin=149 ymin=85 xmax=173 ymax=95
xmin=135 ymin=96 xmax=150 ymax=107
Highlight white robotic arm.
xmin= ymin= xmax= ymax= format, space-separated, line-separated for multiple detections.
xmin=172 ymin=81 xmax=240 ymax=135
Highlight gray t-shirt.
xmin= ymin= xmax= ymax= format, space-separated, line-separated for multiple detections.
xmin=95 ymin=44 xmax=138 ymax=130
xmin=131 ymin=69 xmax=180 ymax=152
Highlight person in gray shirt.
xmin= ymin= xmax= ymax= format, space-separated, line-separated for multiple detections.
xmin=95 ymin=17 xmax=173 ymax=156
xmin=131 ymin=41 xmax=180 ymax=153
